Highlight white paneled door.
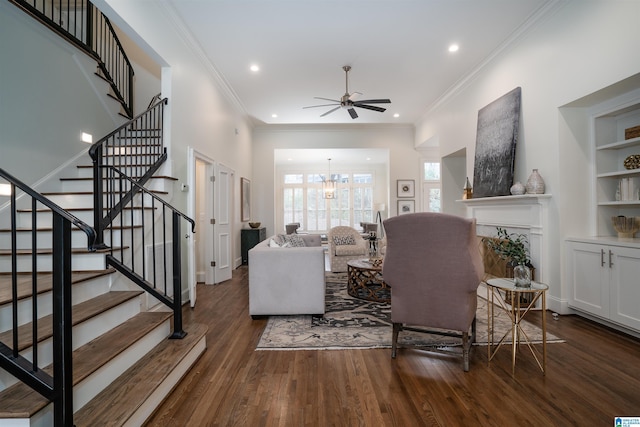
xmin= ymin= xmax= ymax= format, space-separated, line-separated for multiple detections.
xmin=215 ymin=164 xmax=233 ymax=283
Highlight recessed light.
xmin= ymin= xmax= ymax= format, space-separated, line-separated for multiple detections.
xmin=272 ymin=114 xmax=278 ymax=118
xmin=81 ymin=132 xmax=93 ymax=143
xmin=0 ymin=183 xmax=12 ymax=196
xmin=393 ymin=113 xmax=400 ymax=118
xmin=448 ymin=44 xmax=459 ymax=53
xmin=250 ymin=64 xmax=260 ymax=72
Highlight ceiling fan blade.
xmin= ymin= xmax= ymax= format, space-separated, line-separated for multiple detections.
xmin=355 ymin=99 xmax=391 ymax=104
xmin=303 ymin=103 xmax=340 ymax=109
xmin=314 ymin=97 xmax=340 ymax=103
xmin=320 ymin=106 xmax=341 ymax=117
xmin=348 ymin=108 xmax=358 ymax=119
xmin=354 ymin=104 xmax=386 ymax=113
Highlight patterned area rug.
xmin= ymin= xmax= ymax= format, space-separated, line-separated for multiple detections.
xmin=256 ymin=272 xmax=563 ymax=350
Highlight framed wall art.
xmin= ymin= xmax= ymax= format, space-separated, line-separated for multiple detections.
xmin=397 ymin=179 xmax=415 ymax=198
xmin=241 ymin=177 xmax=251 ymax=222
xmin=472 ymin=87 xmax=522 ymax=198
xmin=397 ymin=200 xmax=415 ymax=215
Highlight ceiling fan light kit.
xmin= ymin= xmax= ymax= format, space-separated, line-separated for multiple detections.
xmin=304 ymin=65 xmax=391 ymax=119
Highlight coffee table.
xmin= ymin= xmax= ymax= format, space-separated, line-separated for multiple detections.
xmin=346 ymin=259 xmax=390 ymax=303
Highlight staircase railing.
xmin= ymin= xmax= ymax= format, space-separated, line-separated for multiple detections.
xmin=9 ymin=0 xmax=135 ymax=117
xmin=0 ymin=168 xmax=97 ymax=427
xmin=90 ymin=97 xmax=194 ymax=338
xmin=99 ymin=167 xmax=194 ymax=338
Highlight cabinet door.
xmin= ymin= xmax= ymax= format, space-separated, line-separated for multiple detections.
xmin=567 ymin=242 xmax=609 ymax=317
xmin=609 ymin=246 xmax=640 ymax=330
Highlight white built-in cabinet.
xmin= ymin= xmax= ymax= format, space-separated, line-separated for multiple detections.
xmin=565 ymin=84 xmax=640 ymax=334
xmin=566 ymin=238 xmax=640 ymax=332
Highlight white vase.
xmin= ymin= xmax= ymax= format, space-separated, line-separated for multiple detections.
xmin=510 ymin=182 xmax=525 ymax=195
xmin=525 ymin=169 xmax=545 ymax=194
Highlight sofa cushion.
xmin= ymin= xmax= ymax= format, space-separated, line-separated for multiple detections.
xmin=333 ymin=235 xmax=356 ymax=246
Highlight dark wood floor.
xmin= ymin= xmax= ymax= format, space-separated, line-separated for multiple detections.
xmin=146 ymin=266 xmax=640 ymax=426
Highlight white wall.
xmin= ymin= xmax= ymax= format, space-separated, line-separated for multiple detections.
xmin=0 ymin=1 xmax=123 ymax=185
xmin=414 ymin=0 xmax=640 ymax=310
xmin=98 ymin=0 xmax=254 ymax=266
xmin=253 ymin=125 xmax=417 ymax=237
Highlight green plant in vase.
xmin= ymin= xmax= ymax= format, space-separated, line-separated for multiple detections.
xmin=484 ymin=227 xmax=532 ymax=287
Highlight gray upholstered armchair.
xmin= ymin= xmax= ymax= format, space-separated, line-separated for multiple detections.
xmin=382 ymin=212 xmax=484 ymax=371
xmin=327 ymin=226 xmax=368 ymax=272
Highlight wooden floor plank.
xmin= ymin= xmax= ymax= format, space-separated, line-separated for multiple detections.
xmin=145 ymin=266 xmax=640 ymax=427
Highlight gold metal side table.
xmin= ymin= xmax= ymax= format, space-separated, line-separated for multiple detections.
xmin=486 ymin=278 xmax=548 ymax=375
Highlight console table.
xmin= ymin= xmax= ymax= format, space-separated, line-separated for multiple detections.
xmin=241 ymin=227 xmax=266 ymax=265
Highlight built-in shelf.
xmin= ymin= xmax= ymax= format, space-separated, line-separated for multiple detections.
xmin=596 ymin=136 xmax=640 ymax=151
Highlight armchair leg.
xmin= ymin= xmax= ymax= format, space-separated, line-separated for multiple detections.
xmin=462 ymin=331 xmax=470 ymax=372
xmin=391 ymin=323 xmax=401 ymax=359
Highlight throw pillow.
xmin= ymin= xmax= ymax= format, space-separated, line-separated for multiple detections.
xmin=268 ymin=238 xmax=281 ymax=248
xmin=333 ymin=235 xmax=356 ymax=246
xmin=279 ymin=234 xmax=306 ymax=248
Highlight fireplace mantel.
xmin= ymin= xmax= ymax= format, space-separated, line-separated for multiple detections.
xmin=457 ymin=194 xmax=552 ymax=284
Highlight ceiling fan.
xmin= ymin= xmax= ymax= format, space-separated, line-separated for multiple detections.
xmin=304 ymin=65 xmax=391 ymax=119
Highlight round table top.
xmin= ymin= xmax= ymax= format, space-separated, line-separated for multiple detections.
xmin=347 ymin=258 xmax=383 ymax=271
xmin=486 ymin=277 xmax=548 ymax=292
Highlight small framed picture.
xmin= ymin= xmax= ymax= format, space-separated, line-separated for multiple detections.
xmin=397 ymin=200 xmax=415 ymax=215
xmin=241 ymin=177 xmax=251 ymax=222
xmin=397 ymin=179 xmax=415 ymax=198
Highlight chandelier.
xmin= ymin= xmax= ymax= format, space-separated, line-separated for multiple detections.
xmin=322 ymin=158 xmax=337 ymax=199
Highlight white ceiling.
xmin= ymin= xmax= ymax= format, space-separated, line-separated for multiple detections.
xmin=165 ymin=0 xmax=556 ymax=126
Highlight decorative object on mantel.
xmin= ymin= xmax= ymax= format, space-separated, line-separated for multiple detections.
xmin=525 ymin=169 xmax=545 ymax=194
xmin=463 ymin=177 xmax=473 ymax=199
xmin=472 ymin=87 xmax=522 ymax=198
xmin=510 ymin=181 xmax=525 ymax=195
xmin=248 ymin=222 xmax=261 ymax=229
xmin=611 ymin=216 xmax=639 ymax=238
xmin=484 ymin=227 xmax=532 ymax=287
xmin=624 ymin=125 xmax=640 ymax=140
xmin=623 ymin=154 xmax=640 ymax=170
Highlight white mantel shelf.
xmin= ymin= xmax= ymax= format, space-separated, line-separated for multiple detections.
xmin=456 ymin=194 xmax=552 ymax=205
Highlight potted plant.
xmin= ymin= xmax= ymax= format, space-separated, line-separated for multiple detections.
xmin=484 ymin=227 xmax=532 ymax=287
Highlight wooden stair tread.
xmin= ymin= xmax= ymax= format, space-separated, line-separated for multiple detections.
xmin=0 ymin=291 xmax=143 ymax=352
xmin=60 ymin=176 xmax=177 ymax=181
xmin=16 ymin=206 xmax=155 ymax=213
xmin=0 ymin=246 xmax=126 ymax=256
xmin=0 ymin=225 xmax=142 ymax=233
xmin=0 ymin=269 xmax=116 ymax=305
xmin=40 ymin=190 xmax=168 ymax=196
xmin=0 ymin=312 xmax=173 ymax=418
xmin=74 ymin=323 xmax=207 ymax=427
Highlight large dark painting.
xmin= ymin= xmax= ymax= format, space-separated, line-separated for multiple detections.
xmin=472 ymin=87 xmax=521 ymax=198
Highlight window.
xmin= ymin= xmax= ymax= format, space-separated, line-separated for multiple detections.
xmin=282 ymin=171 xmax=374 ymax=232
xmin=422 ymin=161 xmax=441 ymax=212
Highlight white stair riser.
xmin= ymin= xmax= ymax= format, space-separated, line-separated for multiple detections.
xmin=17 ymin=209 xmax=145 ymax=228
xmin=1 ymin=229 xmax=123 ymax=250
xmin=0 ymin=273 xmax=113 ymax=335
xmin=0 ymin=295 xmax=144 ymax=394
xmin=59 ymin=178 xmax=172 ymax=194
xmin=0 ymin=252 xmax=107 ymax=272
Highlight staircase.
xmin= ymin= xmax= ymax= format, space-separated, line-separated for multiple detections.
xmin=0 ymin=124 xmax=206 ymax=426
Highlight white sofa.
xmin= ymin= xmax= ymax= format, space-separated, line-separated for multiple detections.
xmin=248 ymin=234 xmax=326 ymax=317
